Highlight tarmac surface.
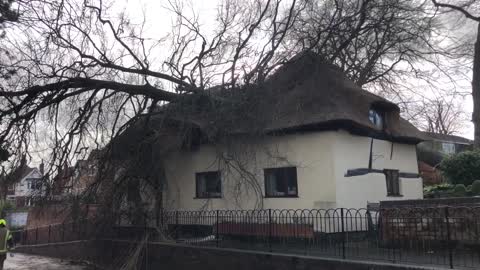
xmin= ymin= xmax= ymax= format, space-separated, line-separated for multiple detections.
xmin=4 ymin=253 xmax=93 ymax=269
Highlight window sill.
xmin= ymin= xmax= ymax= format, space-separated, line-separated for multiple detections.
xmin=387 ymin=194 xmax=403 ymax=197
xmin=264 ymin=196 xmax=299 ymax=198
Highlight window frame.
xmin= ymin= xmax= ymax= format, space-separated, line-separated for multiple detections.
xmin=384 ymin=169 xmax=401 ymax=197
xmin=264 ymin=166 xmax=298 ymax=198
xmin=195 ymin=171 xmax=222 ymax=199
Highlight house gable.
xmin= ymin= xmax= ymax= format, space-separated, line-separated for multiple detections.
xmin=10 ymin=168 xmax=43 ymax=198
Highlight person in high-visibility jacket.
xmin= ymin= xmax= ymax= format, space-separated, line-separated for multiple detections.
xmin=0 ymin=219 xmax=13 ymax=270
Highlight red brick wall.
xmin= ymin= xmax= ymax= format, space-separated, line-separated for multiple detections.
xmin=26 ymin=204 xmax=98 ymax=229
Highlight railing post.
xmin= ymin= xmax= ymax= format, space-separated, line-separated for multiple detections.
xmin=160 ymin=208 xmax=164 ymax=228
xmin=144 ymin=213 xmax=148 ymax=239
xmin=304 ymin=214 xmax=308 ymax=255
xmin=62 ymin=223 xmax=65 ymax=242
xmin=216 ymin=210 xmax=220 ymax=248
xmin=84 ymin=219 xmax=88 ymax=240
xmin=268 ymin=209 xmax=272 ymax=252
xmin=445 ymin=207 xmax=454 ymax=269
xmin=35 ymin=227 xmax=38 ymax=245
xmin=341 ymin=208 xmax=346 ymax=259
xmin=175 ymin=211 xmax=179 ymax=240
xmin=48 ymin=225 xmax=51 ymax=243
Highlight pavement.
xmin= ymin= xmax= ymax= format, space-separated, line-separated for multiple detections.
xmin=4 ymin=253 xmax=94 ymax=270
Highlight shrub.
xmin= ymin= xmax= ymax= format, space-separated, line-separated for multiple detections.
xmin=453 ymin=184 xmax=467 ymax=197
xmin=423 ymin=183 xmax=454 ymax=198
xmin=440 ymin=151 xmax=480 ymax=186
xmin=471 ymin=180 xmax=480 ymax=195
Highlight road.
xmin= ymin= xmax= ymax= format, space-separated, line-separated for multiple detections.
xmin=4 ymin=253 xmax=94 ymax=270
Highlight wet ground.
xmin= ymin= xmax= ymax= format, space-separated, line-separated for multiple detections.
xmin=4 ymin=253 xmax=94 ymax=270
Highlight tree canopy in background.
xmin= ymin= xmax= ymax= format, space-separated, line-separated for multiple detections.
xmin=431 ymin=0 xmax=480 ymax=145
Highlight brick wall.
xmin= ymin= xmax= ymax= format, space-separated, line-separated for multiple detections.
xmin=26 ymin=204 xmax=98 ymax=229
xmin=380 ymin=207 xmax=480 ymax=243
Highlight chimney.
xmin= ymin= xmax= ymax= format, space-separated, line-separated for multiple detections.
xmin=39 ymin=161 xmax=44 ymax=175
xmin=20 ymin=154 xmax=27 ymax=167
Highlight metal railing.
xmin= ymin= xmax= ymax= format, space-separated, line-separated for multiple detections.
xmin=12 ymin=206 xmax=480 ymax=269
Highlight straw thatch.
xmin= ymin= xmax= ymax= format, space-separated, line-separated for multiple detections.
xmin=112 ymin=52 xmax=425 ymax=160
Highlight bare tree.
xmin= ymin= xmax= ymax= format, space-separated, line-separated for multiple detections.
xmin=0 ymin=0 xmax=472 ymax=221
xmin=408 ymin=95 xmax=468 ymax=135
xmin=431 ymin=0 xmax=480 ymax=146
xmin=0 ymin=0 xmax=312 ymax=221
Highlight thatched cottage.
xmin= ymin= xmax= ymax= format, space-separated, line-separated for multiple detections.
xmin=116 ymin=53 xmax=425 ymax=210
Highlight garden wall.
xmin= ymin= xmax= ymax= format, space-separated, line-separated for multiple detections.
xmin=16 ymin=239 xmax=439 ymax=270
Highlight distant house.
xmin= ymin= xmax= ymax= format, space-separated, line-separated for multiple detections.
xmin=51 ymin=151 xmax=99 ymax=198
xmin=51 ymin=164 xmax=75 ymax=197
xmin=417 ymin=132 xmax=472 ymax=185
xmin=117 ymin=52 xmax=425 ymax=210
xmin=70 ymin=156 xmax=98 ymax=196
xmin=419 ymin=132 xmax=472 ymax=156
xmin=6 ymin=164 xmax=44 ymax=207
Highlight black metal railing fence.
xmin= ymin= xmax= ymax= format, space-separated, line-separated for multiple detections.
xmin=11 ymin=206 xmax=480 ymax=269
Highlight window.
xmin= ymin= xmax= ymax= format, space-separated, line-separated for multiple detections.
xmin=384 ymin=169 xmax=400 ymax=196
xmin=26 ymin=178 xmax=42 ymax=190
xmin=441 ymin=142 xmax=455 ymax=155
xmin=7 ymin=185 xmax=14 ymax=195
xmin=368 ymin=109 xmax=384 ymax=129
xmin=195 ymin=171 xmax=222 ymax=198
xmin=264 ymin=167 xmax=298 ymax=197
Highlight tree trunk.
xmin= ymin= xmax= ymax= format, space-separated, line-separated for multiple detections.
xmin=473 ymin=23 xmax=480 ymax=148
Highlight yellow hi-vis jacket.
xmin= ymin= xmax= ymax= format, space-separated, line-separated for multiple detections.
xmin=0 ymin=228 xmax=12 ymax=254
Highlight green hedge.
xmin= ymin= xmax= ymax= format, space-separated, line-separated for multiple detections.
xmin=440 ymin=151 xmax=480 ymax=186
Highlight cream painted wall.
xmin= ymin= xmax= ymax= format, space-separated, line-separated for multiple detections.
xmin=162 ymin=130 xmax=423 ymax=210
xmin=332 ymin=131 xmax=423 ymax=209
xmin=163 ymin=132 xmax=337 ymax=210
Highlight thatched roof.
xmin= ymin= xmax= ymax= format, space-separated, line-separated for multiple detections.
xmin=161 ymin=52 xmax=424 ymax=143
xmin=113 ymin=52 xmax=425 ymax=160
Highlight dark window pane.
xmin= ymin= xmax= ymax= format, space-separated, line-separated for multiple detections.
xmin=264 ymin=167 xmax=297 ymax=197
xmin=369 ymin=109 xmax=384 ymax=129
xmin=384 ymin=169 xmax=400 ymax=196
xmin=195 ymin=171 xmax=222 ymax=198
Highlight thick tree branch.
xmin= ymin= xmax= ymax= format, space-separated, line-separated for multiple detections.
xmin=0 ymin=78 xmax=180 ymax=101
xmin=432 ymin=0 xmax=480 ymax=21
